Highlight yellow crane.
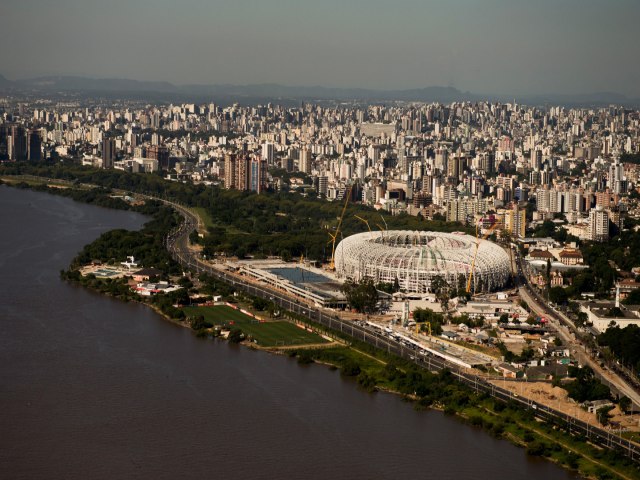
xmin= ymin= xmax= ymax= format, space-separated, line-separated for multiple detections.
xmin=379 ymin=214 xmax=388 ymax=231
xmin=327 ymin=185 xmax=353 ymax=270
xmin=415 ymin=322 xmax=432 ymax=336
xmin=377 ymin=214 xmax=388 ymax=240
xmin=466 ymin=222 xmax=500 ymax=293
xmin=354 ymin=214 xmax=371 ymax=232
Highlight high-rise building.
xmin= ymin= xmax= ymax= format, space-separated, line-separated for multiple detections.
xmin=504 ymin=206 xmax=526 ymax=239
xmin=0 ymin=124 xmax=8 ymax=160
xmin=101 ymin=138 xmax=116 ymax=168
xmin=434 ymin=148 xmax=448 ymax=172
xmin=589 ymin=207 xmax=609 ymax=242
xmin=250 ymin=157 xmax=267 ymax=193
xmin=299 ymin=147 xmax=311 ymax=174
xmin=151 ymin=112 xmax=160 ymax=129
xmin=235 ymin=155 xmax=250 ymax=191
xmin=147 ymin=145 xmax=169 ymax=170
xmin=27 ymin=130 xmax=42 ymax=161
xmin=9 ymin=125 xmax=27 ymax=161
xmin=609 ymin=158 xmax=627 ymax=194
xmin=261 ymin=143 xmax=274 ymax=166
xmin=224 ymin=153 xmax=236 ymax=189
xmin=318 ymin=175 xmax=328 ymax=196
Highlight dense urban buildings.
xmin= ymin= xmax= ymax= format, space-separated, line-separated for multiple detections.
xmin=1 ymin=98 xmax=639 ymax=243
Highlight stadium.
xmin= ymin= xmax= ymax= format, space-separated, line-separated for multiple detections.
xmin=334 ymin=230 xmax=511 ymax=293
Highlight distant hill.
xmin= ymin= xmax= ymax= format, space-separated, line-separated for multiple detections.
xmin=1 ymin=74 xmax=638 ymax=107
xmin=0 ymin=74 xmax=15 ymax=88
xmin=20 ymin=75 xmax=178 ymax=93
xmin=178 ymin=82 xmax=476 ymax=103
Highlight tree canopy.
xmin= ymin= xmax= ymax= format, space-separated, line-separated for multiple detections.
xmin=598 ymin=324 xmax=640 ymax=374
xmin=341 ymin=277 xmax=379 ymax=314
xmin=1 ymin=161 xmax=472 ymax=263
xmin=563 ymin=366 xmax=610 ymax=402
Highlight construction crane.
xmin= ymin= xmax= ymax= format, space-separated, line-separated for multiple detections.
xmin=376 ymin=214 xmax=388 ymax=241
xmin=327 ymin=185 xmax=353 ymax=270
xmin=415 ymin=322 xmax=432 ymax=336
xmin=354 ymin=214 xmax=371 ymax=232
xmin=466 ymin=222 xmax=500 ymax=293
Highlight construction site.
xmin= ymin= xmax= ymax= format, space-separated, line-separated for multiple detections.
xmin=334 ymin=230 xmax=512 ymax=293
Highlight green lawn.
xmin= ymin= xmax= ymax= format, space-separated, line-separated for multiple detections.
xmin=191 ymin=207 xmax=249 ymax=235
xmin=191 ymin=207 xmax=215 ymax=229
xmin=183 ymin=305 xmax=329 ymax=347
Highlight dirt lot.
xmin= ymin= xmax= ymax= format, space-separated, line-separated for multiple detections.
xmin=490 ymin=380 xmax=640 ymax=431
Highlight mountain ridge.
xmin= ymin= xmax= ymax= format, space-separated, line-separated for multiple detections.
xmin=1 ymin=74 xmax=638 ymax=107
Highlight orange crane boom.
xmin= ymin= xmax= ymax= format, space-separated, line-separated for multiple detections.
xmin=328 ymin=185 xmax=353 ymax=270
xmin=354 ymin=214 xmax=371 ymax=232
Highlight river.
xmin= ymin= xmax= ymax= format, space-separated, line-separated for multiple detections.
xmin=0 ymin=186 xmax=579 ymax=479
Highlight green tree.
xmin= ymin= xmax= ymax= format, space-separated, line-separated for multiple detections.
xmin=596 ymin=405 xmax=614 ymax=426
xmin=549 ymin=286 xmax=568 ymax=305
xmin=228 ymin=328 xmax=245 ymax=343
xmin=341 ymin=277 xmax=379 ymax=314
xmin=341 ymin=359 xmax=361 ymax=376
xmin=598 ymin=324 xmax=640 ymax=374
xmin=252 ymin=297 xmax=269 ymax=311
xmin=623 ymin=289 xmax=640 ymax=305
xmin=575 ymin=311 xmax=589 ymax=327
xmin=564 ymin=366 xmax=611 ymax=402
xmin=619 ymin=396 xmax=631 ymax=414
xmin=413 ymin=307 xmax=445 ymax=335
xmin=430 ymin=275 xmax=452 ymax=318
xmin=606 ymin=307 xmax=623 ymax=318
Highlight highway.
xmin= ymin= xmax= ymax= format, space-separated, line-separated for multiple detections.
xmin=161 ymin=199 xmax=640 ymax=463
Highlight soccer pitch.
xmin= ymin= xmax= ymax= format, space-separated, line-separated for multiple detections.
xmin=183 ymin=305 xmax=329 ymax=347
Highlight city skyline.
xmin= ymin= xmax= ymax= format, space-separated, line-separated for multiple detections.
xmin=2 ymin=0 xmax=639 ymax=98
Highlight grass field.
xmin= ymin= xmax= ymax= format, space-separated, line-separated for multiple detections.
xmin=191 ymin=207 xmax=249 ymax=235
xmin=183 ymin=305 xmax=329 ymax=347
xmin=191 ymin=207 xmax=215 ymax=229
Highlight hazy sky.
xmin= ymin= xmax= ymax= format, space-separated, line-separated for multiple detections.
xmin=2 ymin=0 xmax=639 ymax=96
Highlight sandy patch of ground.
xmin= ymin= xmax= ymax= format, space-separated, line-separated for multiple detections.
xmin=491 ymin=380 xmax=640 ymax=432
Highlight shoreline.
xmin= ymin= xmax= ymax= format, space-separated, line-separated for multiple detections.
xmin=62 ymin=278 xmax=630 ymax=480
xmin=17 ymin=179 xmax=640 ymax=480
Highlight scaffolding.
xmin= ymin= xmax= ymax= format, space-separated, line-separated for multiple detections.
xmin=335 ymin=230 xmax=511 ymax=293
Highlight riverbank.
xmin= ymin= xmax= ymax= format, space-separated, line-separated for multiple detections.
xmin=6 ymin=179 xmax=640 ymax=480
xmin=67 ymin=267 xmax=640 ymax=478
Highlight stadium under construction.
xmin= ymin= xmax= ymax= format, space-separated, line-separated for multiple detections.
xmin=334 ymin=230 xmax=511 ymax=294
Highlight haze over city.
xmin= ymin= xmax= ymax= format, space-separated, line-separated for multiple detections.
xmin=2 ymin=0 xmax=640 ymax=98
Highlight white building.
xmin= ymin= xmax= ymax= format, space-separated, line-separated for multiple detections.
xmin=589 ymin=207 xmax=609 ymax=242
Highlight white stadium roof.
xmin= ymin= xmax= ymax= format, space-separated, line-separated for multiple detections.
xmin=335 ymin=230 xmax=511 ymax=293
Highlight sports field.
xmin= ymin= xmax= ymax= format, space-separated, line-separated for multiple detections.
xmin=183 ymin=305 xmax=329 ymax=347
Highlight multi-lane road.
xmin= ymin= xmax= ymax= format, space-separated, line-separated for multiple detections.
xmin=161 ymin=199 xmax=640 ymax=463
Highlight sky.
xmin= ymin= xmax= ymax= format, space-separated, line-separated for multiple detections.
xmin=2 ymin=0 xmax=639 ymax=97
